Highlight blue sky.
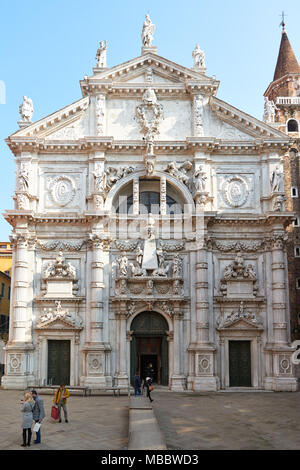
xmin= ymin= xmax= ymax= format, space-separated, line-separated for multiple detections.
xmin=0 ymin=0 xmax=299 ymax=240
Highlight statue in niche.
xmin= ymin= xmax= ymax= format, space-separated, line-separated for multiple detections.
xmin=136 ymin=245 xmax=143 ymax=267
xmin=193 ymin=167 xmax=207 ymax=192
xmin=116 ymin=254 xmax=128 ymax=277
xmin=18 ymin=164 xmax=29 ymax=191
xmin=19 ymin=96 xmax=34 ymax=122
xmin=192 ymin=44 xmax=205 ymax=69
xmin=172 ymin=254 xmax=183 ymax=278
xmin=95 ymin=40 xmax=107 ymax=68
xmin=93 ymin=167 xmax=106 ymax=192
xmin=141 ymin=14 xmax=155 ymax=47
xmin=270 ymin=166 xmax=284 ymax=193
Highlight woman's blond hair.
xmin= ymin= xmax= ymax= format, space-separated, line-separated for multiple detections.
xmin=24 ymin=392 xmax=32 ymax=402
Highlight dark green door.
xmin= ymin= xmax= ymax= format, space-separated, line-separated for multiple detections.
xmin=48 ymin=340 xmax=70 ymax=385
xmin=229 ymin=340 xmax=251 ymax=387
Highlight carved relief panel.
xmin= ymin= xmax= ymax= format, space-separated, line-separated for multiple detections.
xmin=215 ymin=169 xmax=258 ymax=212
xmin=39 ymin=169 xmax=87 ymax=213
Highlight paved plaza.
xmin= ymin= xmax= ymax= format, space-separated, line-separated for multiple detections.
xmin=0 ymin=390 xmax=128 ymax=450
xmin=0 ymin=389 xmax=300 ymax=450
xmin=153 ymin=390 xmax=300 ymax=450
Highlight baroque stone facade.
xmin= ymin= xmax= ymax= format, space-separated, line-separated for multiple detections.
xmin=2 ymin=17 xmax=298 ymax=391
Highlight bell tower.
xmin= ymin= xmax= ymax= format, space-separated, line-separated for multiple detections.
xmin=264 ymin=20 xmax=300 ymax=341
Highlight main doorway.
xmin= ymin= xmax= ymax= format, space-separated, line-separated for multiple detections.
xmin=130 ymin=312 xmax=169 ymax=385
xmin=229 ymin=340 xmax=251 ymax=387
xmin=47 ymin=340 xmax=71 ymax=385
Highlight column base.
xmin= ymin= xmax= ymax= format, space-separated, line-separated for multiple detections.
xmin=192 ymin=376 xmax=220 ymax=392
xmin=170 ymin=375 xmax=186 ymax=391
xmin=80 ymin=376 xmax=110 ymax=389
xmin=115 ymin=375 xmax=129 ymax=389
xmin=264 ymin=376 xmax=299 ymax=392
xmin=1 ymin=374 xmax=33 ymax=390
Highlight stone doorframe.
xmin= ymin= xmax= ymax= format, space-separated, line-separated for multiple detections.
xmin=35 ymin=326 xmax=81 ymax=386
xmin=217 ymin=322 xmax=264 ymax=389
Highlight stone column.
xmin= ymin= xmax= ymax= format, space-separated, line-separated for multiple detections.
xmin=116 ymin=309 xmax=129 ymax=389
xmin=170 ymin=311 xmax=185 ymax=391
xmin=11 ymin=235 xmax=29 ymax=343
xmin=271 ymin=234 xmax=289 ymax=344
xmin=193 ymin=240 xmax=219 ymax=391
xmin=265 ymin=229 xmax=298 ymax=391
xmin=82 ymin=234 xmax=110 ymax=388
xmin=2 ymin=233 xmax=34 ymax=389
xmin=90 ymin=238 xmax=105 ymax=344
xmin=133 ymin=176 xmax=139 ymax=216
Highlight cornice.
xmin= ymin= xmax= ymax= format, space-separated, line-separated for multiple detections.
xmin=6 ymin=136 xmax=291 ymax=157
xmin=80 ymin=52 xmax=219 ymax=97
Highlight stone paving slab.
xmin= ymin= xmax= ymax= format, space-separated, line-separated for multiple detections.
xmin=0 ymin=390 xmax=128 ymax=450
xmin=152 ymin=391 xmax=300 ymax=450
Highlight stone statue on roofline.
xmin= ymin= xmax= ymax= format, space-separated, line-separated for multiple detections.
xmin=95 ymin=40 xmax=107 ymax=68
xmin=141 ymin=14 xmax=155 ymax=47
xmin=19 ymin=96 xmax=34 ymax=123
xmin=192 ymin=44 xmax=206 ymax=69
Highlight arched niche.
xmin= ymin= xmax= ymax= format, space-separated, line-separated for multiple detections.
xmin=104 ymin=170 xmax=195 ymax=214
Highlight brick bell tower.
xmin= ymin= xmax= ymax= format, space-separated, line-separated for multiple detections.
xmin=264 ymin=19 xmax=300 ymax=341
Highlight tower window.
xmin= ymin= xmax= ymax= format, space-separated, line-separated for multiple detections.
xmin=294 ymin=217 xmax=299 ymax=227
xmin=287 ymin=119 xmax=299 ymax=133
xmin=291 ymin=187 xmax=298 ymax=198
xmin=296 ymin=278 xmax=300 ymax=289
xmin=295 ymin=247 xmax=300 ymax=257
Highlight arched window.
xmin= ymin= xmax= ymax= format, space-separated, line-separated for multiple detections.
xmin=117 ymin=191 xmax=180 ymax=214
xmin=287 ymin=119 xmax=299 ymax=133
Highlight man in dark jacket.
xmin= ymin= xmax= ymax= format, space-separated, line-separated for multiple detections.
xmin=31 ymin=390 xmax=45 ymax=444
xmin=133 ymin=373 xmax=141 ymax=396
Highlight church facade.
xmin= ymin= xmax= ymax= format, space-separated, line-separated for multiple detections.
xmin=3 ymin=17 xmax=299 ymax=391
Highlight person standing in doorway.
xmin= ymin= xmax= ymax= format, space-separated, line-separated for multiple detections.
xmin=133 ymin=372 xmax=141 ymax=396
xmin=54 ymin=384 xmax=70 ymax=423
xmin=31 ymin=390 xmax=45 ymax=444
xmin=20 ymin=392 xmax=34 ymax=447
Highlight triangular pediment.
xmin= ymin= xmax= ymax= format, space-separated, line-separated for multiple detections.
xmin=218 ymin=318 xmax=263 ymax=330
xmin=36 ymin=316 xmax=82 ymax=330
xmin=87 ymin=52 xmax=217 ymax=86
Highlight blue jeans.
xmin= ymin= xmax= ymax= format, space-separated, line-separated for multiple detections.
xmin=134 ymin=387 xmax=141 ymax=396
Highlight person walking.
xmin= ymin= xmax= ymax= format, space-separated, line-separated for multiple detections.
xmin=133 ymin=372 xmax=141 ymax=396
xmin=144 ymin=376 xmax=154 ymax=403
xmin=53 ymin=384 xmax=70 ymax=423
xmin=31 ymin=390 xmax=45 ymax=444
xmin=20 ymin=392 xmax=34 ymax=447
xmin=145 ymin=362 xmax=155 ymax=382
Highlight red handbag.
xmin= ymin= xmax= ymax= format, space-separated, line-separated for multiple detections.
xmin=51 ymin=405 xmax=59 ymax=420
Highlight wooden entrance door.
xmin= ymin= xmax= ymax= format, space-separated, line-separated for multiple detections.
xmin=130 ymin=312 xmax=169 ymax=386
xmin=229 ymin=340 xmax=251 ymax=387
xmin=48 ymin=340 xmax=70 ymax=385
